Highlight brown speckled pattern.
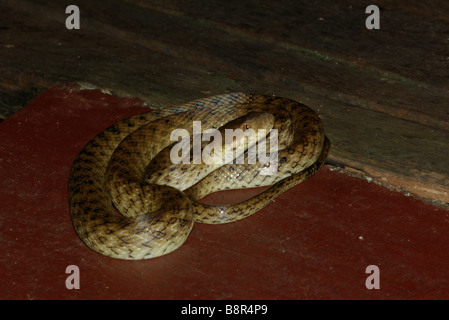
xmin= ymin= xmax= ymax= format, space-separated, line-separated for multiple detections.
xmin=68 ymin=93 xmax=329 ymax=260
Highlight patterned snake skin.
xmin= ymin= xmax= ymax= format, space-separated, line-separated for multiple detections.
xmin=68 ymin=93 xmax=330 ymax=260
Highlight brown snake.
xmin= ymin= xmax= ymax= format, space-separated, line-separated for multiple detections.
xmin=68 ymin=93 xmax=330 ymax=260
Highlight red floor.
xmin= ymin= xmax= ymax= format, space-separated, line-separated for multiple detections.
xmin=1 ymin=84 xmax=448 ymax=299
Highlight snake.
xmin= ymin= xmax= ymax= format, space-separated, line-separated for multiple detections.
xmin=68 ymin=93 xmax=330 ymax=260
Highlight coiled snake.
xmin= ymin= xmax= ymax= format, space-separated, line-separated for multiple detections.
xmin=68 ymin=93 xmax=330 ymax=260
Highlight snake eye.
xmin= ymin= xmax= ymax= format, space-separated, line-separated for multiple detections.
xmin=243 ymin=123 xmax=251 ymax=131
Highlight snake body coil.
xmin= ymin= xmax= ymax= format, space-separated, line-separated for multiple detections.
xmin=68 ymin=93 xmax=330 ymax=260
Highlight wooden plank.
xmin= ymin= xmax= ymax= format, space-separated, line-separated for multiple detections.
xmin=3 ymin=0 xmax=449 ymax=125
xmin=0 ymin=2 xmax=205 ymax=105
xmin=300 ymin=94 xmax=449 ymax=203
xmin=142 ymin=0 xmax=449 ymax=89
xmin=0 ymin=0 xmax=448 ymax=204
xmin=123 ymin=0 xmax=449 ymax=127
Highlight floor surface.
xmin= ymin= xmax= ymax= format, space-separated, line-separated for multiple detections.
xmin=1 ymin=84 xmax=448 ymax=299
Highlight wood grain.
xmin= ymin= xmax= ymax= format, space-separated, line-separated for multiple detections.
xmin=1 ymin=0 xmax=448 ymax=204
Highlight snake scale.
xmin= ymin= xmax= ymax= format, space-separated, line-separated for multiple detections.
xmin=68 ymin=93 xmax=330 ymax=260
